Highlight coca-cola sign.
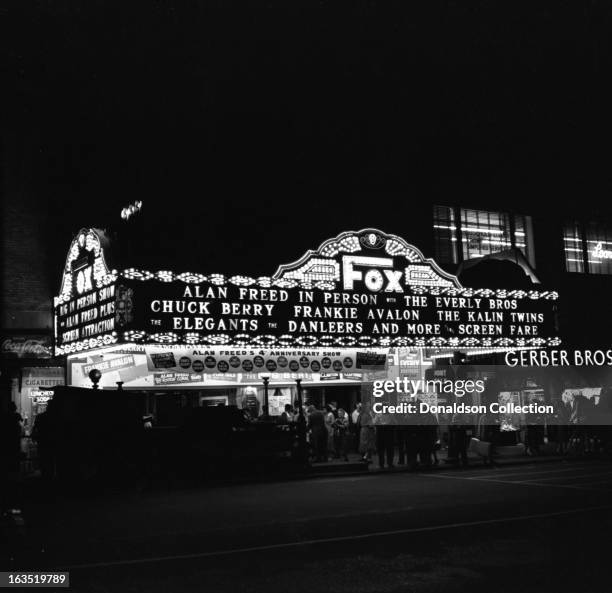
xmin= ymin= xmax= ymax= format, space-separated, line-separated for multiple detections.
xmin=1 ymin=335 xmax=53 ymax=359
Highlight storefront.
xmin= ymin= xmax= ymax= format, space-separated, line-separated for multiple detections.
xmin=1 ymin=334 xmax=64 ymax=433
xmin=53 ymin=227 xmax=561 ymax=424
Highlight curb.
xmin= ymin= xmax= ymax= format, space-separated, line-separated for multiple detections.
xmin=303 ymin=454 xmax=570 ymax=480
xmin=17 ymin=455 xmax=599 ymax=499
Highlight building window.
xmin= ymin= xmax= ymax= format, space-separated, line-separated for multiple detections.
xmin=566 ymin=222 xmax=612 ymax=274
xmin=587 ymin=224 xmax=612 ymax=274
xmin=433 ymin=206 xmax=534 ymax=266
xmin=433 ymin=205 xmax=458 ymax=264
xmin=563 ymin=223 xmax=585 ymax=273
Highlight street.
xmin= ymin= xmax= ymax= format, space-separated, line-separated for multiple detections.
xmin=5 ymin=458 xmax=612 ymax=592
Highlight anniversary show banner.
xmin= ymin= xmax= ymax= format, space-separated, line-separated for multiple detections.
xmin=145 ymin=346 xmax=389 ymax=375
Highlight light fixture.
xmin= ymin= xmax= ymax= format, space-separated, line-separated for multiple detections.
xmin=121 ymin=200 xmax=143 ymax=220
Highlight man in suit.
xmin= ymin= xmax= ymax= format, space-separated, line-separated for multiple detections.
xmin=307 ymin=405 xmax=327 ymax=462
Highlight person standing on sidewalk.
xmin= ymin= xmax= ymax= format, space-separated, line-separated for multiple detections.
xmin=358 ymin=402 xmax=376 ymax=463
xmin=278 ymin=404 xmax=294 ymax=425
xmin=333 ymin=408 xmax=350 ymax=461
xmin=553 ymin=399 xmax=570 ymax=455
xmin=427 ymin=410 xmax=441 ymax=466
xmin=324 ymin=405 xmax=335 ymax=459
xmin=307 ymin=405 xmax=328 ymax=462
xmin=374 ymin=412 xmax=395 ymax=469
xmin=477 ymin=410 xmax=498 ymax=467
xmin=351 ymin=402 xmax=362 ymax=453
xmin=451 ymin=413 xmax=470 ymax=467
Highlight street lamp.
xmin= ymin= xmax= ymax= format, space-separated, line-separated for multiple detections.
xmin=260 ymin=373 xmax=271 ymax=418
xmin=88 ymin=369 xmax=102 ymax=389
xmin=120 ymin=200 xmax=143 ymax=221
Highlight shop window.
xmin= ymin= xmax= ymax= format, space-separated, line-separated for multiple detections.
xmin=566 ymin=222 xmax=612 ymax=274
xmin=433 ymin=205 xmax=458 ymax=264
xmin=433 ymin=206 xmax=534 ymax=266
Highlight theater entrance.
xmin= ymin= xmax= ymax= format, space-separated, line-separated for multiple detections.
xmin=300 ymin=384 xmax=361 ymax=414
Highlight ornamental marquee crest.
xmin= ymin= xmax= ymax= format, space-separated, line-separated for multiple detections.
xmin=273 ymin=229 xmax=461 ymax=290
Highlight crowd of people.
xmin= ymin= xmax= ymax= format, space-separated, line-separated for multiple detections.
xmin=535 ymin=394 xmax=612 ymax=457
xmin=275 ymin=391 xmax=612 ymax=468
xmin=3 ymin=388 xmax=612 ymax=515
xmin=277 ymin=399 xmax=444 ymax=469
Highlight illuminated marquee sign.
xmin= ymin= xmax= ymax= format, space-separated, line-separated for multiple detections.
xmin=1 ymin=335 xmax=52 ymax=359
xmin=593 ymin=242 xmax=612 ymax=260
xmin=54 ymin=229 xmax=118 ymax=354
xmin=144 ymin=346 xmax=388 ymax=375
xmin=29 ymin=390 xmax=54 ymax=404
xmin=54 ymin=228 xmax=561 ymax=354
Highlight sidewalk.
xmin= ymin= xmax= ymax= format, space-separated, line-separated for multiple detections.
xmin=14 ymin=445 xmax=590 ymax=499
xmin=308 ymin=445 xmax=569 ymax=478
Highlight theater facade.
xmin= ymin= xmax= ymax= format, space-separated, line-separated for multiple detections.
xmin=53 ymin=227 xmax=560 ymax=422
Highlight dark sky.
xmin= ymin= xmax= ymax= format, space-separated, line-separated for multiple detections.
xmin=6 ymin=2 xmax=612 ymax=278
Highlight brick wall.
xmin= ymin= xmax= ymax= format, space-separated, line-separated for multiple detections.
xmin=1 ymin=136 xmax=53 ymax=331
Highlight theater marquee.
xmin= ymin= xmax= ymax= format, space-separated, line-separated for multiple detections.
xmin=54 ymin=228 xmax=560 ymax=355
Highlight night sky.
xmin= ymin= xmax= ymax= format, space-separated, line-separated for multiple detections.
xmin=6 ymin=2 xmax=612 ymax=280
